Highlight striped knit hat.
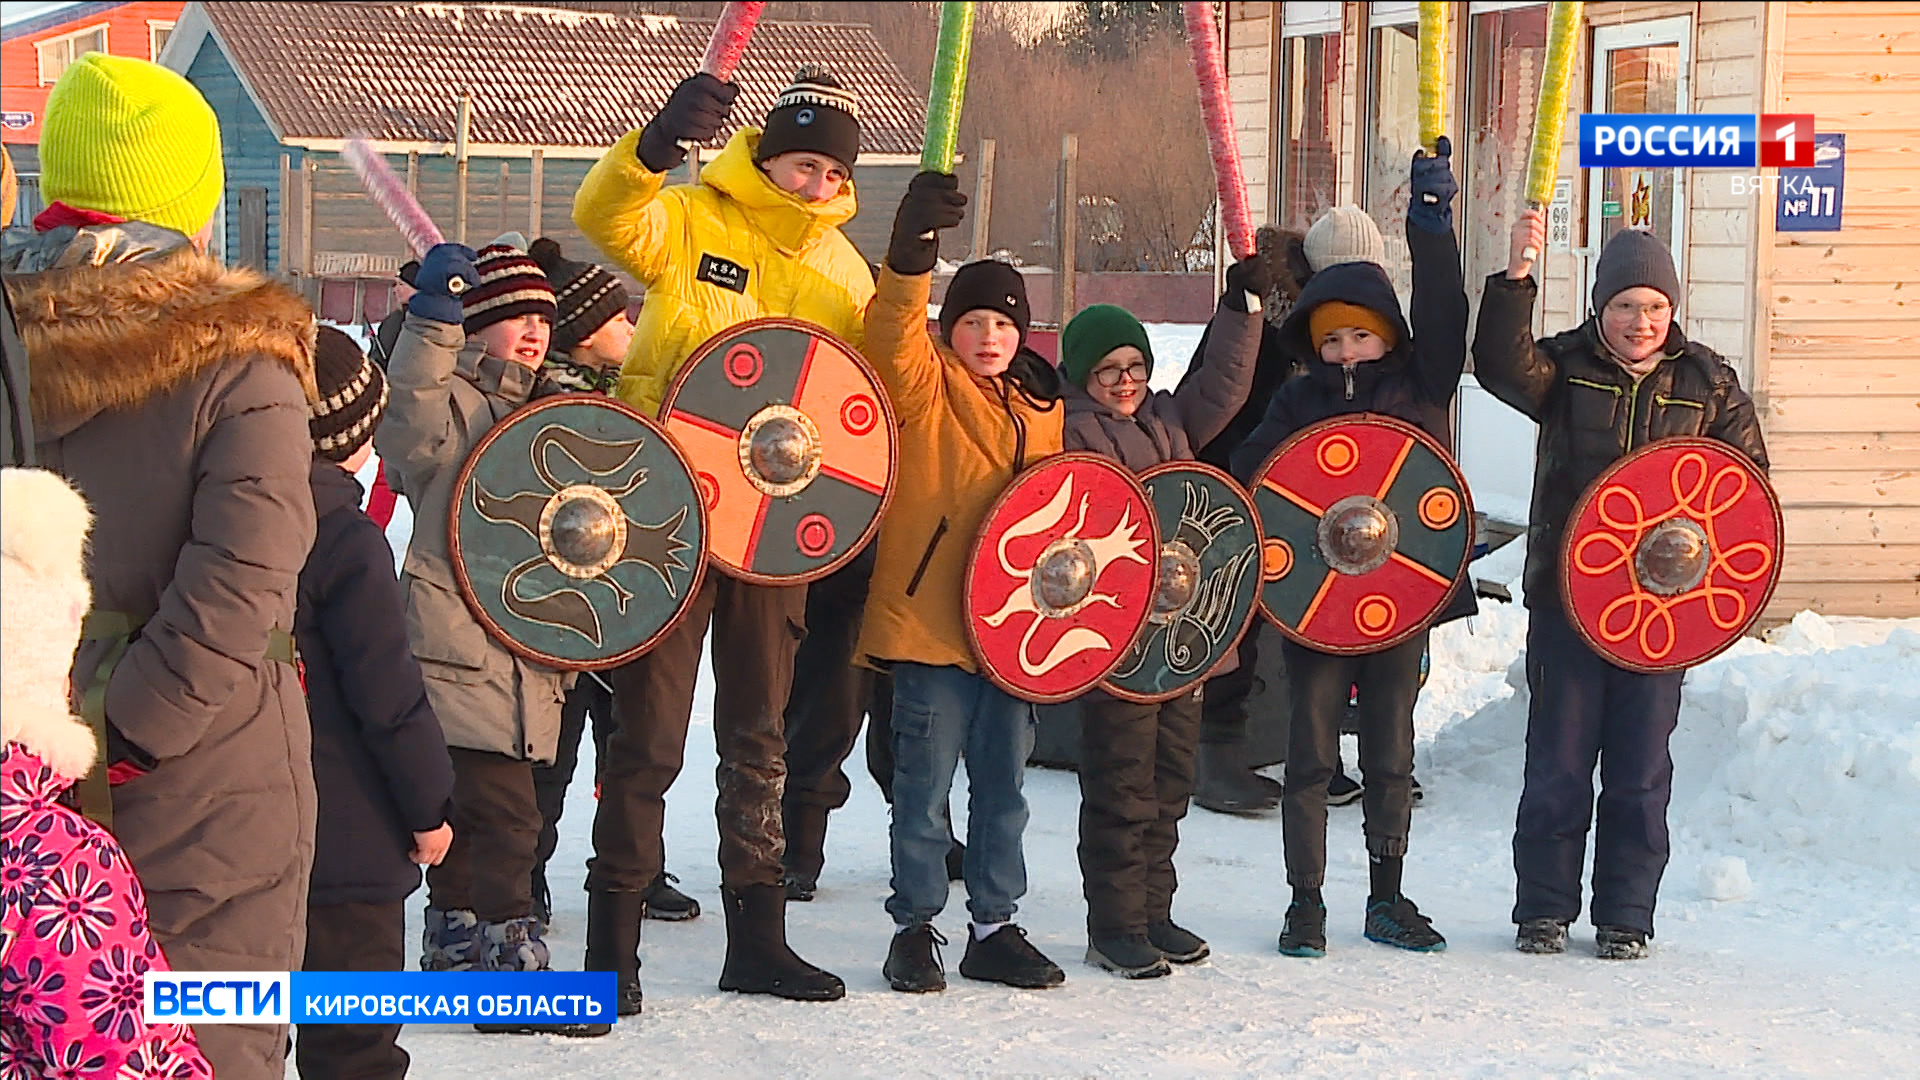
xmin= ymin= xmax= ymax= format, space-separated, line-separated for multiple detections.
xmin=310 ymin=325 xmax=388 ymax=462
xmin=464 ymin=232 xmax=557 ymax=336
xmin=755 ymin=65 xmax=861 ymax=170
xmin=528 ymin=237 xmax=630 ymax=354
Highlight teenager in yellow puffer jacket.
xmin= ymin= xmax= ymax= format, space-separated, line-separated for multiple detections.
xmin=573 ymin=67 xmax=873 ymax=418
xmin=571 ymin=66 xmax=871 ymax=1015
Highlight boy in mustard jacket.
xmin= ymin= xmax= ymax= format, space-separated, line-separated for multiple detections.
xmin=860 ymin=173 xmax=1068 ymax=994
xmin=572 ymin=66 xmax=872 ymax=1011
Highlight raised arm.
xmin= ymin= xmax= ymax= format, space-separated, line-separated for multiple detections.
xmin=1405 ymin=139 xmax=1468 ymax=406
xmin=374 ymin=244 xmax=476 ymax=492
xmin=1471 ymin=209 xmax=1556 ymax=422
xmin=867 ymin=172 xmax=969 ymax=424
xmin=1169 ymin=263 xmax=1264 ymax=451
xmin=574 ymin=74 xmax=735 ymax=286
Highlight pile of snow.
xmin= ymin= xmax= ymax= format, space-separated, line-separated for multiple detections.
xmin=1426 ymin=608 xmax=1920 ymax=877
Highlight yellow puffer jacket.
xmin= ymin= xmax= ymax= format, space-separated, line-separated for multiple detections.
xmin=857 ymin=267 xmax=1064 ymax=673
xmin=573 ymin=127 xmax=874 ymax=417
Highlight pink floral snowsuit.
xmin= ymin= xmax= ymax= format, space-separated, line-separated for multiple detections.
xmin=0 ymin=742 xmax=213 ymax=1079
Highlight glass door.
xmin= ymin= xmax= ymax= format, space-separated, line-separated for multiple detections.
xmin=1587 ymin=17 xmax=1691 ymax=305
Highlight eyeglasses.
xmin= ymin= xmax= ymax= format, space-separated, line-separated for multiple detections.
xmin=1605 ymin=300 xmax=1672 ymax=320
xmin=1092 ymin=362 xmax=1149 ymax=387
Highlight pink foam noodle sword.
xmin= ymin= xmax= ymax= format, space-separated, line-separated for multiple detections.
xmin=1183 ymin=2 xmax=1254 ymax=261
xmin=1522 ymin=1 xmax=1585 ymax=262
xmin=700 ymin=1 xmax=766 ymax=81
xmin=344 ymin=136 xmax=458 ymax=292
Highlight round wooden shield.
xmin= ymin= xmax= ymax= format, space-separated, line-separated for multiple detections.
xmin=1252 ymin=414 xmax=1472 ymax=654
xmin=659 ymin=318 xmax=897 ymax=585
xmin=1102 ymin=461 xmax=1264 ymax=704
xmin=1562 ymin=437 xmax=1781 ymax=673
xmin=449 ymin=394 xmax=707 ymax=671
xmin=965 ymin=453 xmax=1161 ymax=704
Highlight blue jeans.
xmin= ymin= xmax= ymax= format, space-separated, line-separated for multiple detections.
xmin=885 ymin=662 xmax=1036 ymax=928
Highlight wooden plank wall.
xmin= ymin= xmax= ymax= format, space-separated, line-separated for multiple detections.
xmin=1227 ymin=2 xmax=1276 ymax=228
xmin=1765 ymin=1 xmax=1920 ymax=617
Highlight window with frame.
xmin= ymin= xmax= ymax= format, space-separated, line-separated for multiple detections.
xmin=150 ymin=21 xmax=175 ymax=62
xmin=1464 ymin=4 xmax=1549 ymax=322
xmin=37 ymin=24 xmax=109 ymax=86
xmin=1276 ymin=2 xmax=1344 ymax=234
xmin=1362 ymin=4 xmax=1422 ymax=298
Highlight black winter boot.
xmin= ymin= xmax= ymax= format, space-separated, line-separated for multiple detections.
xmin=1595 ymin=925 xmax=1650 ymax=960
xmin=1192 ymin=741 xmax=1280 ymax=815
xmin=584 ymin=891 xmax=646 ymax=1017
xmin=1086 ymin=934 xmax=1171 ymax=979
xmin=1516 ymin=918 xmax=1569 ymax=955
xmin=642 ymin=872 xmax=700 ymax=921
xmin=1147 ymin=919 xmax=1210 ymax=964
xmin=717 ymin=885 xmax=846 ymax=1001
xmin=783 ymin=802 xmax=829 ymax=902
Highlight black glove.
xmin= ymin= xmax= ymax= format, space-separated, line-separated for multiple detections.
xmin=406 ymin=243 xmax=479 ymax=326
xmin=1408 ymin=134 xmax=1458 ymax=235
xmin=887 ymin=171 xmax=968 ymax=276
xmin=638 ymin=73 xmax=739 ymax=173
xmin=1223 ymin=255 xmax=1275 ymax=313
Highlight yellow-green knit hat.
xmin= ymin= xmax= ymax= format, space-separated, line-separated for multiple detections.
xmin=40 ymin=54 xmax=223 ymax=239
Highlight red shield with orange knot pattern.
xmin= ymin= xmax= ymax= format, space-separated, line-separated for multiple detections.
xmin=1251 ymin=415 xmax=1473 ymax=654
xmin=965 ymin=453 xmax=1161 ymax=703
xmin=1561 ymin=437 xmax=1782 ymax=673
xmin=659 ymin=318 xmax=897 ymax=586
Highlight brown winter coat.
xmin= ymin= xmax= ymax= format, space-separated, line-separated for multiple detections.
xmin=7 ymin=226 xmax=319 ymax=1080
xmin=1061 ymin=299 xmax=1260 ymax=471
xmin=375 ymin=312 xmax=568 ymax=763
xmin=856 ymin=267 xmax=1065 ymax=673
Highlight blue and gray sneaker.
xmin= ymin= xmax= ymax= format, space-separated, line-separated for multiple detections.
xmin=421 ymin=907 xmax=481 ymax=971
xmin=1364 ymin=894 xmax=1447 ymax=952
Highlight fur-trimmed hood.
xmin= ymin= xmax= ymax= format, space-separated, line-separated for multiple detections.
xmin=4 ymin=226 xmax=318 ymax=438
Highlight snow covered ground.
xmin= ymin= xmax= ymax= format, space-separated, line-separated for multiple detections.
xmin=375 ymin=594 xmax=1920 ymax=1079
xmin=334 ymin=320 xmax=1920 ymax=1077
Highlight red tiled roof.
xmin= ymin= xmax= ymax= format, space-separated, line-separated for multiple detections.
xmin=197 ymin=1 xmax=926 ymax=154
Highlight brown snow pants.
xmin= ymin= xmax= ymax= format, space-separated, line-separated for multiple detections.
xmin=588 ymin=574 xmax=807 ymax=892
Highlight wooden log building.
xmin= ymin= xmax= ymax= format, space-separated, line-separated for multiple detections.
xmin=1222 ymin=1 xmax=1920 ymax=621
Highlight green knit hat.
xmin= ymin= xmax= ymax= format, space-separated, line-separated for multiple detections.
xmin=40 ymin=55 xmax=224 ymax=239
xmin=1060 ymin=304 xmax=1155 ymax=389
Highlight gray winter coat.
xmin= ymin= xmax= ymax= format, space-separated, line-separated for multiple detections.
xmin=1062 ymin=299 xmax=1261 ymax=470
xmin=8 ymin=224 xmax=319 ymax=1080
xmin=375 ymin=312 xmax=567 ymax=763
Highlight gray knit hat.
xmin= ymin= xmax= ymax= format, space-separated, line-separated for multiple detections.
xmin=1303 ymin=205 xmax=1386 ymax=272
xmin=1591 ymin=228 xmax=1682 ymax=315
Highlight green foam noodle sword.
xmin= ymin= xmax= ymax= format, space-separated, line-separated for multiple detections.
xmin=920 ymin=2 xmax=977 ymax=174
xmin=1523 ymin=1 xmax=1585 ymax=260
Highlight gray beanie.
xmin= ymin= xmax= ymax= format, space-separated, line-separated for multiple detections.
xmin=1591 ymin=228 xmax=1682 ymax=314
xmin=1303 ymin=205 xmax=1386 ymax=272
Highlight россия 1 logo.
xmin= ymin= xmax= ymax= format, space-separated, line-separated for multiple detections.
xmin=1579 ymin=114 xmax=1815 ymax=169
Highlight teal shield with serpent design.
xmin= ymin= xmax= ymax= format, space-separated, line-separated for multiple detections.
xmin=450 ymin=394 xmax=707 ymax=670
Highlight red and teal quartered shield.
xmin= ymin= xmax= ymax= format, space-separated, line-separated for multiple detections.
xmin=659 ymin=318 xmax=897 ymax=585
xmin=966 ymin=453 xmax=1161 ymax=704
xmin=1102 ymin=461 xmax=1264 ymax=704
xmin=1252 ymin=415 xmax=1472 ymax=654
xmin=1562 ymin=437 xmax=1781 ymax=673
xmin=450 ymin=394 xmax=707 ymax=670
